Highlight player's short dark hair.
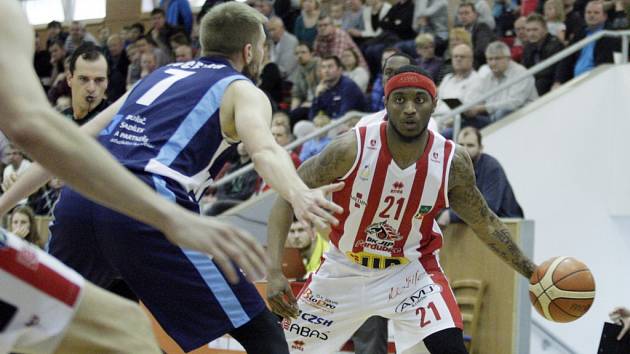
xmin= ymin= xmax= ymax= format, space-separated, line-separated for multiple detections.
xmin=130 ymin=22 xmax=145 ymax=35
xmin=459 ymin=126 xmax=482 ymax=145
xmin=69 ymin=43 xmax=106 ymax=74
xmin=47 ymin=20 xmax=62 ymax=29
xmin=321 ymin=55 xmax=343 ymax=68
xmin=382 ymin=52 xmax=414 ymax=72
xmin=151 ymin=8 xmax=166 ymax=16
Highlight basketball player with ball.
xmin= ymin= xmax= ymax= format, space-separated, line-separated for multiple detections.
xmin=267 ymin=65 xmax=594 ymax=354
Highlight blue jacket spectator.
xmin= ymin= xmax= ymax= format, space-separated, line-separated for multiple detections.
xmin=309 ymin=56 xmax=366 ymax=119
xmin=370 ymin=74 xmax=385 ymax=112
xmin=161 ymin=0 xmax=193 ymax=36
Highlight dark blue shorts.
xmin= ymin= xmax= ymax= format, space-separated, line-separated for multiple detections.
xmin=48 ymin=174 xmax=266 ymax=351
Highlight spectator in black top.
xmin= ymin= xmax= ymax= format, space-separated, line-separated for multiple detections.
xmin=106 ymin=34 xmax=129 ymax=101
xmin=63 ymin=43 xmax=110 ymax=126
xmin=438 ymin=127 xmax=523 ymax=227
xmin=564 ymin=0 xmax=586 ymax=42
xmin=34 ymin=32 xmax=52 ymax=90
xmin=149 ymin=8 xmax=179 ymax=57
xmin=458 ymin=2 xmax=497 ymax=68
xmin=522 ymin=14 xmax=565 ymax=95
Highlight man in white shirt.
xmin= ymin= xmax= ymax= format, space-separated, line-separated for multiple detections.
xmin=464 ymin=41 xmax=538 ymax=124
xmin=2 ymin=145 xmax=32 ymax=199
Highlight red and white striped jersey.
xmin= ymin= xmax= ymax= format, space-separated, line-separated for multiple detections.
xmin=329 ymin=120 xmax=455 ymax=270
xmin=0 ymin=229 xmax=84 ymax=354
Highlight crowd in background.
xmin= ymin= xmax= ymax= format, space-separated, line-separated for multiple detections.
xmin=1 ymin=0 xmax=629 ymax=245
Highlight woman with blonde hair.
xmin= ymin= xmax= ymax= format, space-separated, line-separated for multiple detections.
xmin=544 ymin=0 xmax=566 ymax=42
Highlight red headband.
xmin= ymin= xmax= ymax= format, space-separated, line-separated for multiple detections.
xmin=384 ymin=72 xmax=437 ymax=100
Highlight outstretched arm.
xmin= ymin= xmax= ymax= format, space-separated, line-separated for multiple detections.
xmin=0 ymin=93 xmax=127 ymax=216
xmin=447 ymin=146 xmax=537 ymax=279
xmin=228 ymin=80 xmax=343 ymax=229
xmin=267 ymin=131 xmax=357 ymax=319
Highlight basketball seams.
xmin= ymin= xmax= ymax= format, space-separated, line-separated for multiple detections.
xmin=544 ymin=269 xmax=594 ymax=292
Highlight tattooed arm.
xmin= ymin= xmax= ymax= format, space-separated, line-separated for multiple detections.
xmin=266 ymin=131 xmax=357 ymax=318
xmin=447 ymin=146 xmax=537 ymax=279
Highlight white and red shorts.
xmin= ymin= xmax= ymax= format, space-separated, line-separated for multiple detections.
xmin=283 ymin=247 xmax=462 ymax=354
xmin=0 ymin=229 xmax=84 ymax=354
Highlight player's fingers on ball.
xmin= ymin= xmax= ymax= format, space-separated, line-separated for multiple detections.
xmin=270 ymin=297 xmax=293 ymax=318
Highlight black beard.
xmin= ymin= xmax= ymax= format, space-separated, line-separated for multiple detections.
xmin=388 ymin=119 xmax=427 ymax=144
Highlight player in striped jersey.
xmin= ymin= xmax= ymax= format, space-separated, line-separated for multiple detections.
xmin=267 ymin=66 xmax=538 ymax=354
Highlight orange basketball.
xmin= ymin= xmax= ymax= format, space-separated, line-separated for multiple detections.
xmin=529 ymin=256 xmax=596 ymax=323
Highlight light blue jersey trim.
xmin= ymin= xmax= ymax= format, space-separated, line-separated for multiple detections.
xmin=100 ymin=114 xmax=125 ymax=136
xmin=154 ymin=75 xmax=246 ymax=166
xmin=151 ymin=175 xmax=250 ymax=328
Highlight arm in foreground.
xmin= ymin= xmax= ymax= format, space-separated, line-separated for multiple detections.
xmin=0 ymin=2 xmax=264 ymax=283
xmin=447 ymin=146 xmax=537 ymax=279
xmin=230 ymin=80 xmax=343 ymax=229
xmin=266 ymin=131 xmax=357 ymax=319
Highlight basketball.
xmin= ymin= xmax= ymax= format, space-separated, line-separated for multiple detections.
xmin=529 ymin=256 xmax=596 ymax=323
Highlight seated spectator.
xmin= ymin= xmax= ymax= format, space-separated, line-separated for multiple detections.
xmin=293 ymin=119 xmax=317 ymax=141
xmin=522 ymin=13 xmax=565 ymax=95
xmin=342 ymin=0 xmax=365 ymax=32
xmin=135 ymin=35 xmax=171 ymax=68
xmin=347 ymin=0 xmax=391 ymax=44
xmin=174 ymin=44 xmax=193 ymax=62
xmin=140 ymin=51 xmax=159 ymax=78
xmin=34 ymin=32 xmax=52 ymax=90
xmin=253 ymin=0 xmax=275 ymax=18
xmin=415 ymin=33 xmax=444 ymax=80
xmin=363 ymin=0 xmax=415 ymax=75
xmin=127 ymin=22 xmax=146 ymax=44
xmin=437 ymin=43 xmax=480 ymax=128
xmin=161 ymin=0 xmax=194 ymax=36
xmin=2 ymin=145 xmax=32 ymax=204
xmin=299 ymin=112 xmax=333 ymax=161
xmin=285 ymin=221 xmax=329 ymax=276
xmin=45 ymin=20 xmax=68 ymax=49
xmin=309 ymin=55 xmax=366 ymax=119
xmin=126 ymin=43 xmax=142 ymax=88
xmin=510 ymin=16 xmax=528 ymax=62
xmin=149 ymin=8 xmax=178 ymax=58
xmin=268 ymin=16 xmax=299 ymax=79
xmin=438 ymin=127 xmax=523 ymax=227
xmin=557 ymin=0 xmax=621 ymax=84
xmin=9 ymin=206 xmax=41 ymax=247
xmin=457 ymin=2 xmax=497 ymax=68
xmin=272 ymin=111 xmax=292 ymax=127
xmin=313 ymin=15 xmax=368 ymax=69
xmin=461 ymin=41 xmax=538 ymax=131
xmin=259 ymin=40 xmax=284 ymax=107
xmin=294 ymin=0 xmax=321 ymax=47
xmin=609 ymin=0 xmax=630 ymax=30
xmin=290 ymin=43 xmax=320 ymax=123
xmin=454 ymin=0 xmax=497 ymax=30
xmin=494 ymin=0 xmax=519 ymax=37
xmin=64 ymin=21 xmax=97 ymax=54
xmin=106 ymin=34 xmax=130 ymax=101
xmin=204 ymin=143 xmax=260 ymax=216
xmin=368 ymin=47 xmax=399 ymax=112
xmin=330 ymin=2 xmax=346 ymax=28
xmin=413 ymin=0 xmax=449 ymax=41
xmin=436 ymin=27 xmax=473 ymax=83
xmin=97 ymin=27 xmax=111 ymax=48
xmin=563 ymin=0 xmax=586 ymax=42
xmin=169 ymin=32 xmax=191 ymax=52
xmin=341 ymin=48 xmax=370 ymax=92
xmin=272 ymin=124 xmax=301 ymax=167
xmin=544 ymin=0 xmax=568 ymax=43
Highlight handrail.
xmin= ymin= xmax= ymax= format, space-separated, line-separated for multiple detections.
xmin=531 ymin=319 xmax=579 ymax=354
xmin=211 ymin=30 xmax=630 ymax=189
xmin=448 ymin=30 xmax=630 ymax=140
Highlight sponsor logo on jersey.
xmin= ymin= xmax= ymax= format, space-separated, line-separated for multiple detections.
xmin=414 ymin=205 xmax=433 ymax=220
xmin=282 ymin=321 xmax=330 ymax=341
xmin=359 ymin=164 xmax=371 ymax=180
xmin=346 ymin=251 xmax=409 ymax=269
xmin=351 ymin=192 xmax=367 ymax=208
xmin=395 ymin=283 xmax=442 ymax=313
xmin=301 ymin=288 xmax=338 ymax=313
xmin=368 ymin=139 xmax=378 ymax=150
xmin=391 ymin=181 xmax=404 ymax=194
xmin=431 ymin=151 xmax=440 ymax=162
xmin=291 ymin=340 xmax=305 ymax=351
xmin=365 ymin=221 xmax=402 ymax=243
xmin=299 ymin=311 xmax=334 ymax=327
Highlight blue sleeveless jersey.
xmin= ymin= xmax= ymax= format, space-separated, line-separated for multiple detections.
xmin=99 ymin=57 xmax=247 ymax=200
